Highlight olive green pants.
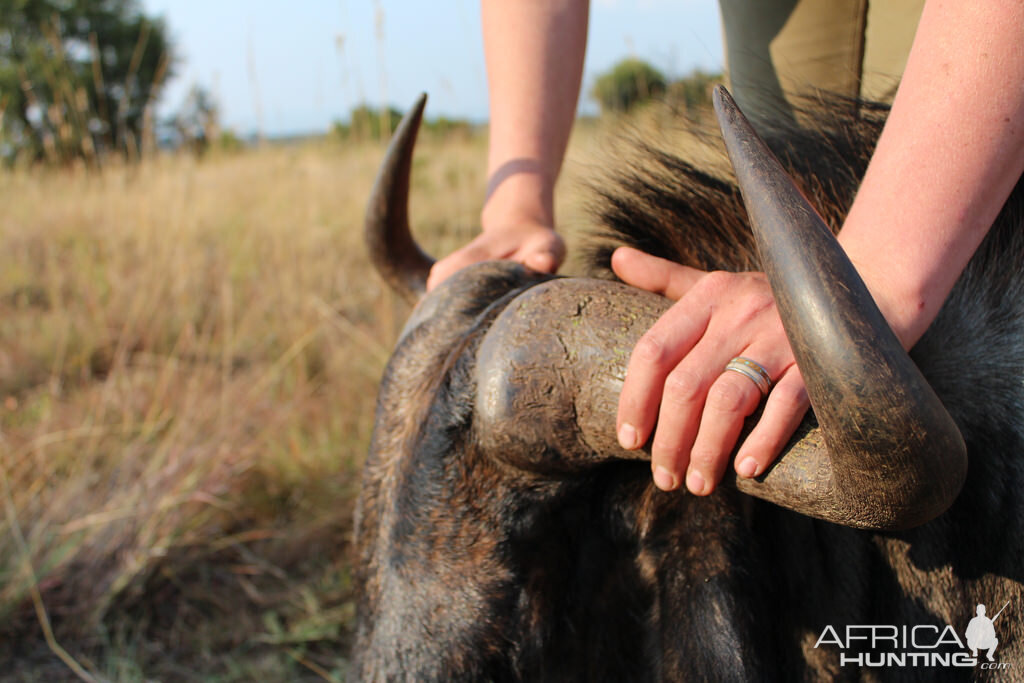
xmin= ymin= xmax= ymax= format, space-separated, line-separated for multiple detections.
xmin=719 ymin=0 xmax=925 ymax=124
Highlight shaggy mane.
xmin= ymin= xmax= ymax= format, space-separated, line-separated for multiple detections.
xmin=582 ymin=97 xmax=888 ymax=277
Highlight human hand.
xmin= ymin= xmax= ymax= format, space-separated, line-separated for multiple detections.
xmin=612 ymin=246 xmax=811 ymax=495
xmin=426 ymin=221 xmax=565 ymax=291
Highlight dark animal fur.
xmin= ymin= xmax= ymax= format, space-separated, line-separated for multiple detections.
xmin=354 ymin=100 xmax=1024 ymax=681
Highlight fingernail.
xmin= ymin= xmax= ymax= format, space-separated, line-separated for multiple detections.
xmin=653 ymin=466 xmax=677 ymax=491
xmin=686 ymin=469 xmax=706 ymax=495
xmin=618 ymin=423 xmax=640 ymax=450
xmin=737 ymin=457 xmax=759 ymax=478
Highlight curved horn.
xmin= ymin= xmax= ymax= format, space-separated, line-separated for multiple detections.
xmin=472 ymin=87 xmax=966 ymax=530
xmin=365 ymin=93 xmax=435 ymax=303
xmin=713 ymin=85 xmax=966 ymax=528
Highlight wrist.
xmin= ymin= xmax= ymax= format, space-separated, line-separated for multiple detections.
xmin=481 ymin=166 xmax=556 ymax=234
xmin=838 ymin=229 xmax=943 ymax=351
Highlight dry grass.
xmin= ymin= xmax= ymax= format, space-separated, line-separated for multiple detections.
xmin=0 ymin=103 xmax=714 ymax=680
xmin=0 ymin=133 xmax=495 ymax=680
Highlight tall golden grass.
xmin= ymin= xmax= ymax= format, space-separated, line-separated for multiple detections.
xmin=0 ymin=131 xmax=497 ymax=679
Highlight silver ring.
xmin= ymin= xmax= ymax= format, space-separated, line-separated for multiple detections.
xmin=724 ymin=356 xmax=772 ymax=397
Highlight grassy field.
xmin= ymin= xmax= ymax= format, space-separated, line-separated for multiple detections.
xmin=0 ymin=100 xmax=724 ymax=680
xmin=0 ymin=116 xmax=609 ymax=681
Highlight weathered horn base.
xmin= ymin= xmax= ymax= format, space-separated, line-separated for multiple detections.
xmin=473 ymin=270 xmax=961 ymax=530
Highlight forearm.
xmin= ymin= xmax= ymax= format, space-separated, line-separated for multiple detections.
xmin=838 ymin=0 xmax=1024 ymax=349
xmin=480 ymin=0 xmax=589 ymax=230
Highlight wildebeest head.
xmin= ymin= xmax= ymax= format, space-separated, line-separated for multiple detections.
xmin=364 ymin=87 xmax=966 ymax=532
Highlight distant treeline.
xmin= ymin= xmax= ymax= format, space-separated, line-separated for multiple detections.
xmin=336 ymin=60 xmax=722 ymax=144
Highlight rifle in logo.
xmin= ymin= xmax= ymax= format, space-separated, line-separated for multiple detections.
xmin=965 ymin=601 xmax=1010 ymax=662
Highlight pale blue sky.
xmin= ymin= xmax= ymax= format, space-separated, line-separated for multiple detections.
xmin=141 ymin=1 xmax=724 ymax=136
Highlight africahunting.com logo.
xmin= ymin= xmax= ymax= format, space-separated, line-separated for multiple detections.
xmin=814 ymin=601 xmax=1013 ymax=671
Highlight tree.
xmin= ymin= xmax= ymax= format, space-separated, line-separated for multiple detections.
xmin=0 ymin=0 xmax=173 ymax=164
xmin=590 ymin=58 xmax=667 ymax=114
xmin=169 ymin=85 xmax=220 ymax=156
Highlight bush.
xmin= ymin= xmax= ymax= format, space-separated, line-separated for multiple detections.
xmin=331 ymin=105 xmax=474 ymax=143
xmin=591 ymin=58 xmax=667 ymax=114
xmin=667 ymin=69 xmax=723 ymax=114
xmin=331 ymin=105 xmax=403 ymax=142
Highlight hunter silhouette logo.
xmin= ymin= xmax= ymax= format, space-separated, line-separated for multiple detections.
xmin=965 ymin=601 xmax=1009 ymax=662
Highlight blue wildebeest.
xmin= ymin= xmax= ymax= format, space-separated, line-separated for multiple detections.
xmin=353 ymin=88 xmax=1024 ymax=681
